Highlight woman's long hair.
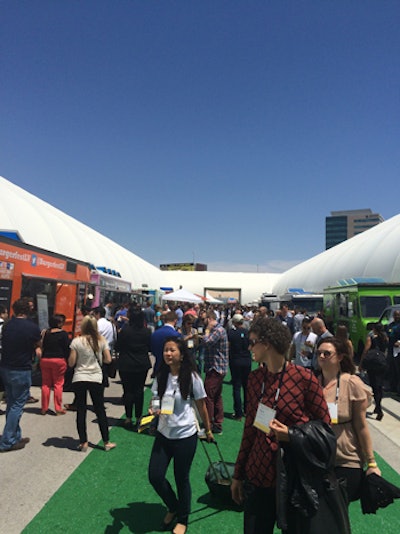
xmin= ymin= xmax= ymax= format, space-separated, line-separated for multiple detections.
xmin=156 ymin=337 xmax=197 ymax=399
xmin=372 ymin=322 xmax=388 ymax=351
xmin=80 ymin=316 xmax=100 ymax=353
xmin=128 ymin=306 xmax=145 ymax=328
xmin=317 ymin=336 xmax=356 ymax=374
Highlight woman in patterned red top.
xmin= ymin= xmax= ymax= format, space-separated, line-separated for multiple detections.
xmin=231 ymin=317 xmax=330 ymax=534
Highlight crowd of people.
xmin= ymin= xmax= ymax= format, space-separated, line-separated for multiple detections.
xmin=1 ymin=297 xmax=399 ymax=533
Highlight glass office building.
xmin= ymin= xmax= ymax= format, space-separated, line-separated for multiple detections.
xmin=326 ymin=209 xmax=384 ymax=249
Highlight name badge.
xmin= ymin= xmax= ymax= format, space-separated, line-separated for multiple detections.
xmin=197 ymin=326 xmax=204 ymax=334
xmin=328 ymin=402 xmax=338 ymax=424
xmin=253 ymin=403 xmax=276 ymax=434
xmin=161 ymin=395 xmax=175 ymax=415
xmin=187 ymin=339 xmax=194 ymax=349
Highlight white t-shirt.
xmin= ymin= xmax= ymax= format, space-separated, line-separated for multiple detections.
xmin=292 ymin=331 xmax=318 ymax=368
xmin=152 ymin=372 xmax=206 ymax=439
xmin=97 ymin=317 xmax=116 ymax=349
xmin=70 ymin=335 xmax=109 ymax=384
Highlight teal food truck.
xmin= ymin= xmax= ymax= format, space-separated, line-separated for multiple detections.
xmin=323 ymin=278 xmax=400 ymax=358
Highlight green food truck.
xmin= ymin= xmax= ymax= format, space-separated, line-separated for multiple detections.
xmin=323 ymin=278 xmax=400 ymax=358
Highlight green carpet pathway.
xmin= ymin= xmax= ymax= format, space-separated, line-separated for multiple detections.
xmin=24 ymin=378 xmax=400 ymax=534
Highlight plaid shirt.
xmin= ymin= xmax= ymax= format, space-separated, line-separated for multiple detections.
xmin=202 ymin=323 xmax=229 ymax=376
xmin=234 ymin=363 xmax=330 ymax=487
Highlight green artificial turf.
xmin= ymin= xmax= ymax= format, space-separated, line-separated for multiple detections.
xmin=24 ymin=376 xmax=400 ymax=534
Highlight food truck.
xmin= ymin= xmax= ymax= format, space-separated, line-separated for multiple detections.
xmin=0 ymin=235 xmax=90 ymax=335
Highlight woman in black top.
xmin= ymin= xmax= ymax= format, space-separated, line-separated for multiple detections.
xmin=360 ymin=323 xmax=388 ymax=420
xmin=40 ymin=314 xmax=70 ymax=415
xmin=116 ymin=306 xmax=152 ymax=430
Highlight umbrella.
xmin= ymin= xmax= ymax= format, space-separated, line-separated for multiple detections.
xmin=162 ymin=288 xmax=203 ymax=303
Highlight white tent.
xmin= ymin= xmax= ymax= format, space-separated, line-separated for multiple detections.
xmin=272 ymin=213 xmax=400 ymax=295
xmin=205 ymin=292 xmax=223 ymax=304
xmin=162 ymin=288 xmax=203 ymax=303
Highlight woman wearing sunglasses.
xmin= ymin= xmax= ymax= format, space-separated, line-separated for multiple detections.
xmin=317 ymin=337 xmax=381 ymax=502
xmin=231 ymin=317 xmax=336 ymax=533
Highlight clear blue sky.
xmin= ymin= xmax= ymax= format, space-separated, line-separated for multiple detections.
xmin=1 ymin=1 xmax=399 ymax=273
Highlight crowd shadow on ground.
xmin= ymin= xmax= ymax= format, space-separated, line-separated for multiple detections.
xmin=41 ymin=435 xmax=78 ymax=450
xmin=103 ymin=492 xmax=240 ymax=534
xmin=104 ymin=502 xmax=165 ymax=533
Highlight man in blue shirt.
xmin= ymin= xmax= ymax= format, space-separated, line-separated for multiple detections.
xmin=150 ymin=311 xmax=181 ymax=374
xmin=0 ymin=298 xmax=41 ymax=452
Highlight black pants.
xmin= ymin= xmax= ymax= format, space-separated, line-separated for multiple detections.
xmin=148 ymin=432 xmax=198 ymax=526
xmin=230 ymin=360 xmax=251 ymax=417
xmin=367 ymin=370 xmax=385 ymax=415
xmin=243 ymin=484 xmax=276 ymax=534
xmin=74 ymin=381 xmax=109 ymax=444
xmin=335 ymin=466 xmax=363 ymax=502
xmin=119 ymin=370 xmax=147 ymax=421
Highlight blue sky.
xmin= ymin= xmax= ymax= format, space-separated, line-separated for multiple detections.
xmin=1 ymin=1 xmax=399 ymax=273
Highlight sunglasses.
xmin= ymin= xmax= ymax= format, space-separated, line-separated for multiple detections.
xmin=316 ymin=349 xmax=336 ymax=358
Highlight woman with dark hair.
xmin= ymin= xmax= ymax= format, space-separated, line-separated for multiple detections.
xmin=360 ymin=323 xmax=388 ymax=421
xmin=116 ymin=306 xmax=152 ymax=430
xmin=68 ymin=316 xmax=116 ymax=452
xmin=148 ymin=337 xmax=213 ymax=534
xmin=335 ymin=324 xmax=354 ymax=359
xmin=40 ymin=314 xmax=70 ymax=415
xmin=178 ymin=314 xmax=199 ymax=362
xmin=232 ymin=318 xmax=332 ymax=533
xmin=317 ymin=336 xmax=381 ymax=502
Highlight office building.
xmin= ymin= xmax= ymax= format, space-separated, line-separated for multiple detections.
xmin=326 ymin=209 xmax=384 ymax=249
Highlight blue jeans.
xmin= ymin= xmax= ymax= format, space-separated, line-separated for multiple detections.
xmin=148 ymin=432 xmax=198 ymax=526
xmin=0 ymin=367 xmax=31 ymax=450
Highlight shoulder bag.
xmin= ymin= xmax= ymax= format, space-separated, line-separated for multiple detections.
xmin=362 ymin=349 xmax=387 ymax=371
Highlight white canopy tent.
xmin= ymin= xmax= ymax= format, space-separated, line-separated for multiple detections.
xmin=161 ymin=288 xmax=203 ymax=303
xmin=205 ymin=292 xmax=223 ymax=304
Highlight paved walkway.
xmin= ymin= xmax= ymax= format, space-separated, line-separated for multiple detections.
xmin=1 ymin=383 xmax=399 ymax=534
xmin=0 ymin=380 xmax=125 ymax=534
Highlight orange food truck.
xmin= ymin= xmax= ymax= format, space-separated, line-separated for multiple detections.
xmin=0 ymin=235 xmax=90 ymax=336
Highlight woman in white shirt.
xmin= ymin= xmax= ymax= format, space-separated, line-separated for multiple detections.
xmin=68 ymin=316 xmax=116 ymax=452
xmin=148 ymin=337 xmax=213 ymax=534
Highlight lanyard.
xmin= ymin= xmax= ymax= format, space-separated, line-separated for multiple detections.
xmin=323 ymin=372 xmax=341 ymax=403
xmin=259 ymin=362 xmax=286 ymax=409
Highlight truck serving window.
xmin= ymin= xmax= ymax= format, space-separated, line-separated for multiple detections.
xmin=360 ymin=296 xmax=391 ymax=318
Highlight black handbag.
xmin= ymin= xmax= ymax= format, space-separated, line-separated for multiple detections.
xmin=362 ymin=349 xmax=387 ymax=371
xmin=105 ymin=354 xmax=118 ymax=379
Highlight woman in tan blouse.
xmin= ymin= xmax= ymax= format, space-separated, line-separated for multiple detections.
xmin=317 ymin=336 xmax=381 ymax=502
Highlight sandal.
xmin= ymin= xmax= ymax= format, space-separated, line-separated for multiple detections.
xmin=104 ymin=442 xmax=117 ymax=451
xmin=77 ymin=442 xmax=88 ymax=452
xmin=161 ymin=511 xmax=177 ymax=531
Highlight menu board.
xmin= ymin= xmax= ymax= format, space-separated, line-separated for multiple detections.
xmin=0 ymin=261 xmax=14 ymax=280
xmin=0 ymin=280 xmax=12 ymax=311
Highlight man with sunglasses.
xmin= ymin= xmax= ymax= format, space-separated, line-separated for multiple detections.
xmin=289 ymin=318 xmax=317 ymax=368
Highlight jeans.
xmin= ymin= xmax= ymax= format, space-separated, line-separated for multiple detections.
xmin=148 ymin=432 xmax=198 ymax=526
xmin=74 ymin=381 xmax=109 ymax=444
xmin=230 ymin=359 xmax=251 ymax=417
xmin=0 ymin=367 xmax=31 ymax=450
